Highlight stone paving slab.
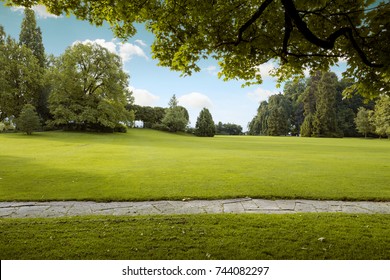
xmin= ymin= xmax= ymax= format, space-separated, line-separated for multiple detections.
xmin=0 ymin=198 xmax=389 ymax=218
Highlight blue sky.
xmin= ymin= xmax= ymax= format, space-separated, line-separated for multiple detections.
xmin=0 ymin=4 xmax=344 ymax=129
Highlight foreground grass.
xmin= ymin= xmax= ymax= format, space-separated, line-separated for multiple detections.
xmin=0 ymin=214 xmax=389 ymax=260
xmin=0 ymin=129 xmax=389 ymax=201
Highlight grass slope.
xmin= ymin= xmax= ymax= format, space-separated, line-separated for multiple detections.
xmin=0 ymin=129 xmax=389 ymax=201
xmin=1 ymin=214 xmax=389 ymax=260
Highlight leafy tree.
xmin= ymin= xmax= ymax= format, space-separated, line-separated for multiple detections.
xmin=266 ymin=94 xmax=292 ymax=136
xmin=249 ymin=94 xmax=291 ymax=136
xmin=19 ymin=8 xmax=45 ymax=67
xmin=195 ymin=108 xmax=215 ymax=137
xmin=48 ymin=43 xmax=132 ymax=131
xmin=284 ymin=79 xmax=305 ymax=135
xmin=178 ymin=105 xmax=190 ymax=125
xmin=372 ymin=95 xmax=390 ymax=138
xmin=248 ymin=101 xmax=269 ymax=135
xmin=162 ymin=95 xmax=188 ymax=132
xmin=300 ymin=113 xmax=314 ymax=137
xmin=312 ymin=72 xmax=340 ymax=137
xmin=128 ymin=105 xmax=166 ymax=128
xmin=15 ymin=104 xmax=41 ymax=135
xmin=7 ymin=0 xmax=388 ymax=98
xmin=300 ymin=72 xmax=321 ymax=137
xmin=19 ymin=8 xmax=52 ymax=123
xmin=354 ymin=107 xmax=374 ymax=138
xmin=0 ymin=34 xmax=42 ymax=120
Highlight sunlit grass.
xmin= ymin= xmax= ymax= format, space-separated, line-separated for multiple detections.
xmin=0 ymin=129 xmax=389 ymax=201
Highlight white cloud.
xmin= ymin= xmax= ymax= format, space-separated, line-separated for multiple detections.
xmin=255 ymin=62 xmax=276 ymax=79
xmin=135 ymin=39 xmax=147 ymax=47
xmin=72 ymin=39 xmax=148 ymax=62
xmin=204 ymin=65 xmax=218 ymax=76
xmin=129 ymin=86 xmax=160 ymax=106
xmin=119 ymin=43 xmax=148 ymax=62
xmin=247 ymin=88 xmax=278 ymax=103
xmin=178 ymin=92 xmax=213 ymax=109
xmin=11 ymin=5 xmax=61 ymax=19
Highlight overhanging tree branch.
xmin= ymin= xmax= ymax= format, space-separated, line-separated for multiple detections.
xmin=236 ymin=0 xmax=273 ymax=45
xmin=282 ymin=10 xmax=293 ymax=62
xmin=281 ymin=0 xmax=383 ymax=68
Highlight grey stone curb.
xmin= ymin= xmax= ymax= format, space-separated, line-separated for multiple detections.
xmin=1 ymin=198 xmax=389 ymax=218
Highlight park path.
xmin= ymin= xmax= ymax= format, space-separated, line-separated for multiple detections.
xmin=0 ymin=198 xmax=389 ymax=218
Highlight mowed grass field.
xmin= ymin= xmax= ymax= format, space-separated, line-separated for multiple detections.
xmin=0 ymin=129 xmax=389 ymax=201
xmin=1 ymin=214 xmax=389 ymax=260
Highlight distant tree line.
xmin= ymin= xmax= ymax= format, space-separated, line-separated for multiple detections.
xmin=215 ymin=122 xmax=243 ymax=135
xmin=249 ymin=71 xmax=389 ymax=138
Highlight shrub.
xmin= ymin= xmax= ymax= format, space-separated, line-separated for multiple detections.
xmin=114 ymin=124 xmax=127 ymax=133
xmin=152 ymin=123 xmax=170 ymax=131
xmin=15 ymin=104 xmax=41 ymax=135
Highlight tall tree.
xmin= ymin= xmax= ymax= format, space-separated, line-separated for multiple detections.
xmin=8 ymin=0 xmax=388 ymax=98
xmin=195 ymin=108 xmax=215 ymax=137
xmin=266 ymin=94 xmax=292 ymax=136
xmin=19 ymin=8 xmax=51 ymax=123
xmin=162 ymin=95 xmax=188 ymax=132
xmin=19 ymin=8 xmax=45 ymax=68
xmin=248 ymin=101 xmax=269 ymax=135
xmin=312 ymin=72 xmax=340 ymax=137
xmin=0 ymin=36 xmax=42 ymax=120
xmin=48 ymin=43 xmax=132 ymax=131
xmin=284 ymin=79 xmax=305 ymax=135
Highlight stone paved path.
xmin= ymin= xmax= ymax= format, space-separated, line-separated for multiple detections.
xmin=0 ymin=198 xmax=389 ymax=218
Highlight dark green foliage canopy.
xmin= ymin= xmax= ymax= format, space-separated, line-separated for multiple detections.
xmin=215 ymin=122 xmax=243 ymax=135
xmin=267 ymin=94 xmax=292 ymax=136
xmin=195 ymin=108 xmax=215 ymax=137
xmin=312 ymin=72 xmax=339 ymax=137
xmin=0 ymin=34 xmax=42 ymax=120
xmin=128 ymin=104 xmax=166 ymax=128
xmin=19 ymin=8 xmax=45 ymax=68
xmin=249 ymin=70 xmax=380 ymax=138
xmin=248 ymin=101 xmax=269 ymax=135
xmin=47 ymin=43 xmax=132 ymax=131
xmin=5 ymin=0 xmax=389 ymax=98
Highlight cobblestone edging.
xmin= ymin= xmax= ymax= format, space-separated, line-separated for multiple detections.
xmin=1 ymin=198 xmax=389 ymax=218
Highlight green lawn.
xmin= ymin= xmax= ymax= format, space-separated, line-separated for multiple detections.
xmin=0 ymin=129 xmax=389 ymax=201
xmin=1 ymin=213 xmax=389 ymax=260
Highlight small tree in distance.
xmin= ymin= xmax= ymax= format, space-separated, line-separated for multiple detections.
xmin=15 ymin=104 xmax=41 ymax=135
xmin=354 ymin=107 xmax=374 ymax=138
xmin=162 ymin=95 xmax=188 ymax=132
xmin=195 ymin=108 xmax=215 ymax=137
